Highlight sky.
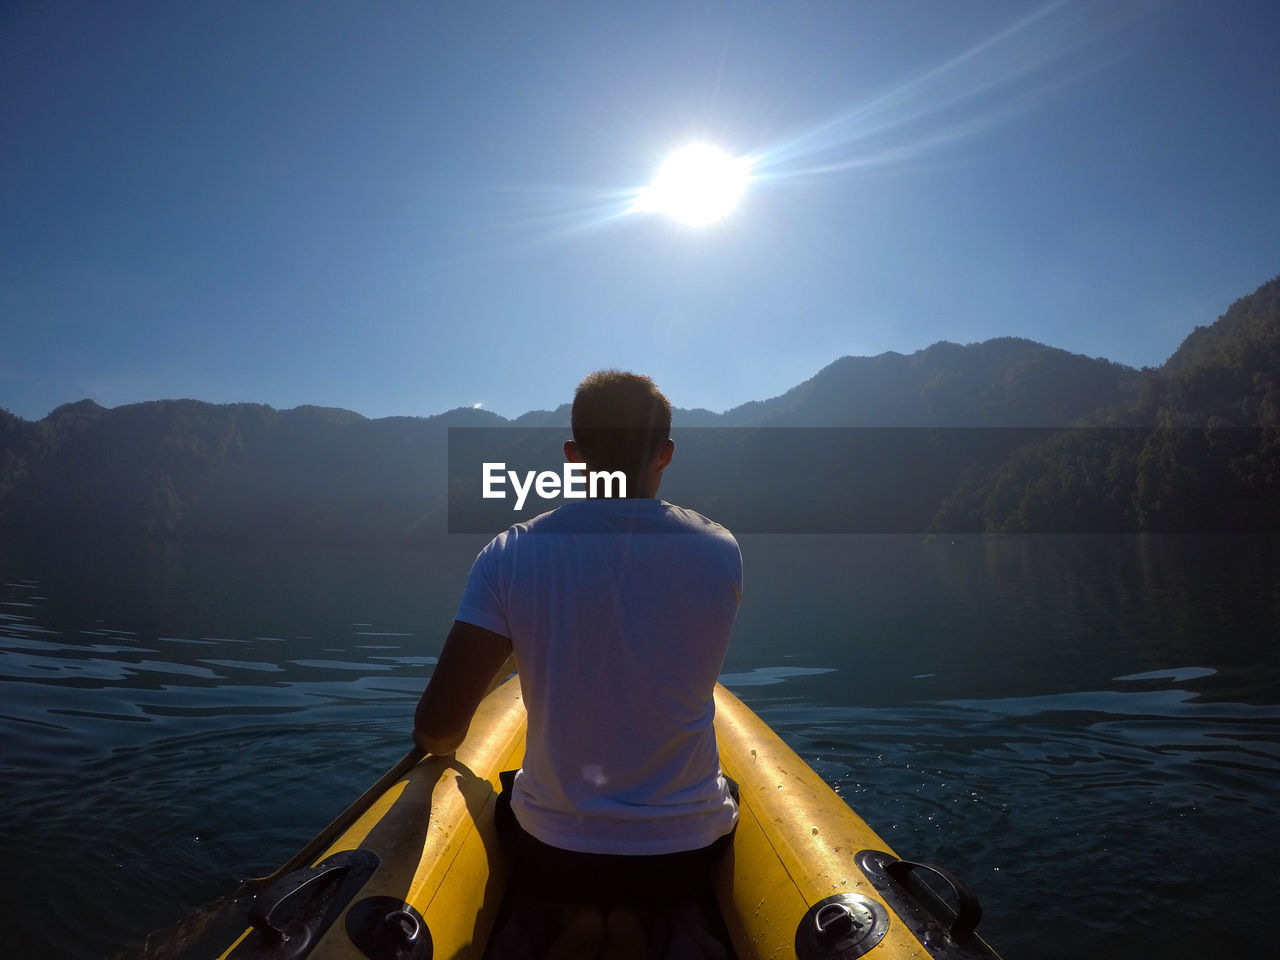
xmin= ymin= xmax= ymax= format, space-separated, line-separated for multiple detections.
xmin=2 ymin=0 xmax=1278 ymax=423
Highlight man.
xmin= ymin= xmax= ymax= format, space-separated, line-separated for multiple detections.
xmin=413 ymin=371 xmax=741 ymax=959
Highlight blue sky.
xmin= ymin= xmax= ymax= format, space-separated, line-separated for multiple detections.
xmin=2 ymin=0 xmax=1277 ymax=422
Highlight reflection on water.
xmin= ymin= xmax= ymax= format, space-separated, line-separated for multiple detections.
xmin=1 ymin=533 xmax=1278 ymax=959
xmin=762 ymin=667 xmax=1279 ymax=957
xmin=717 ymin=665 xmax=837 ymax=686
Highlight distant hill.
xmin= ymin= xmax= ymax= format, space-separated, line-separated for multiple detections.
xmin=2 ymin=274 xmax=1277 ymax=539
xmin=718 ymin=337 xmax=1139 ymax=427
xmin=0 ymin=400 xmax=501 ymax=543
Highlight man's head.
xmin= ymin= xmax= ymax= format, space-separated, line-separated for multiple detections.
xmin=567 ymin=370 xmax=674 ymax=497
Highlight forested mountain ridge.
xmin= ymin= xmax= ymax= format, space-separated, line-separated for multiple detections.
xmin=935 ymin=275 xmax=1280 ymax=532
xmin=0 ymin=400 xmax=501 ymax=541
xmin=1162 ymin=278 xmax=1280 ymax=379
xmin=2 ymin=275 xmax=1277 ymax=539
xmin=1135 ymin=277 xmax=1280 ymax=427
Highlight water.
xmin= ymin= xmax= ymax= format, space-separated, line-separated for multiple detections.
xmin=1 ymin=533 xmax=1277 ymax=958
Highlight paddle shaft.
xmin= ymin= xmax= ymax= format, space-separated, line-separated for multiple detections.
xmin=236 ymin=653 xmax=518 ymax=897
xmin=234 ymin=746 xmax=422 ymax=897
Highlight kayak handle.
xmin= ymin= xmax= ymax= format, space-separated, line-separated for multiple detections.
xmin=885 ymin=858 xmax=983 ymax=942
xmin=250 ymin=862 xmax=345 ymax=943
xmin=855 ymin=849 xmax=995 ymax=953
xmin=248 ymin=849 xmax=380 ymax=949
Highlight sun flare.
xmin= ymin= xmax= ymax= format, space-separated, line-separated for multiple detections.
xmin=635 ymin=144 xmax=752 ymax=226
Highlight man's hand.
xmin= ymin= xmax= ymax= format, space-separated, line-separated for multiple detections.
xmin=412 ymin=726 xmax=461 ymax=758
xmin=412 ymin=620 xmax=513 ymax=756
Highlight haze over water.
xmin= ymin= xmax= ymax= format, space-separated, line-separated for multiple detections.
xmin=1 ymin=532 xmax=1276 ymax=958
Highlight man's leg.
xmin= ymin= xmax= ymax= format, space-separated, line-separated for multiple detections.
xmin=602 ymin=905 xmax=648 ymax=960
xmin=545 ymin=904 xmax=605 ymax=960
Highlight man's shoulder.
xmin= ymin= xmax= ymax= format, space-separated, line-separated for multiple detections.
xmin=656 ymin=501 xmax=736 ymax=541
xmin=491 ymin=498 xmax=736 ymax=545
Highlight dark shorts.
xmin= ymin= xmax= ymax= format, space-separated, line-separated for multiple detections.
xmin=493 ymin=771 xmax=736 ymax=908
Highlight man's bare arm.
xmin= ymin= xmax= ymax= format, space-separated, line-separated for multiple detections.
xmin=413 ymin=620 xmax=513 ymax=755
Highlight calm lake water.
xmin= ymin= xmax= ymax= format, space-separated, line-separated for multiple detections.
xmin=1 ymin=532 xmax=1277 ymax=959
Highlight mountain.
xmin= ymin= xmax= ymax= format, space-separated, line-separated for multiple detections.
xmin=2 ymin=275 xmax=1277 ymax=539
xmin=933 ymin=275 xmax=1280 ymax=532
xmin=0 ymin=400 xmax=502 ymax=542
xmin=719 ymin=337 xmax=1139 ymax=427
xmin=1162 ymin=277 xmax=1280 ymax=379
xmin=1136 ymin=277 xmax=1280 ymax=427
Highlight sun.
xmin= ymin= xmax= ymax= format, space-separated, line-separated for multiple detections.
xmin=634 ymin=144 xmax=752 ymax=226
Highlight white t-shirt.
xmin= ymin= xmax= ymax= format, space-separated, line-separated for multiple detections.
xmin=455 ymin=497 xmax=742 ymax=855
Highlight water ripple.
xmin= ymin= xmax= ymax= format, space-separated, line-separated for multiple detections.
xmin=3 ymin=534 xmax=1279 ymax=960
xmin=750 ymin=671 xmax=1280 ymax=958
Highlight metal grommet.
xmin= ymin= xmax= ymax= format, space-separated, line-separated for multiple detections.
xmin=795 ymin=893 xmax=890 ymax=959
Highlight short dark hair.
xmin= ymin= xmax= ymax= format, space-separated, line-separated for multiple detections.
xmin=571 ymin=371 xmax=672 ymax=476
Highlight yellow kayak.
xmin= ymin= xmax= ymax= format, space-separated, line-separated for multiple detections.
xmin=129 ymin=677 xmax=1000 ymax=959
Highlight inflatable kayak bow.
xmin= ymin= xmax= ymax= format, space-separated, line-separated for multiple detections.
xmin=122 ymin=676 xmax=1001 ymax=959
